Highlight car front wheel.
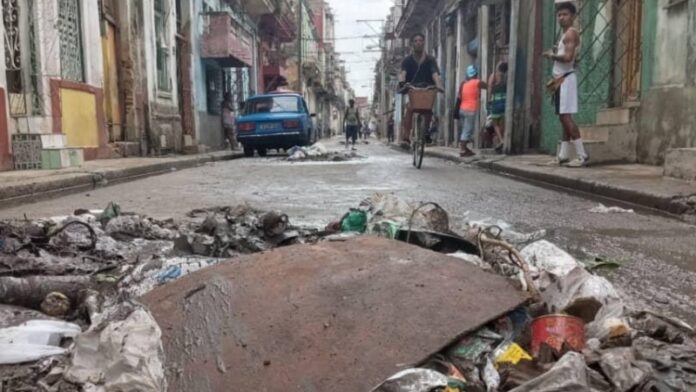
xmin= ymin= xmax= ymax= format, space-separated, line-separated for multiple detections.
xmin=257 ymin=148 xmax=267 ymax=157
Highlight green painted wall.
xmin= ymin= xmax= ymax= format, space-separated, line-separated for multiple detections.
xmin=641 ymin=0 xmax=658 ymax=92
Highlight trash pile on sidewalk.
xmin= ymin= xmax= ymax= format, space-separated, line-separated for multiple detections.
xmin=332 ymin=194 xmax=695 ymax=392
xmin=0 ymin=203 xmax=321 ymax=391
xmin=286 ymin=142 xmax=365 ymax=162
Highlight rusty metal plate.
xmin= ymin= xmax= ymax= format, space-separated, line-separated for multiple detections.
xmin=143 ymin=236 xmax=528 ymax=392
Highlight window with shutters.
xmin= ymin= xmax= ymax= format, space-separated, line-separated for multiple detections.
xmin=155 ymin=0 xmax=172 ymax=92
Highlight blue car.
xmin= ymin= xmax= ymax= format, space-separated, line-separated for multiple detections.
xmin=236 ymin=93 xmax=316 ymax=157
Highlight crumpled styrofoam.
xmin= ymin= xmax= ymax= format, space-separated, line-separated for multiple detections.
xmin=65 ymin=307 xmax=166 ymax=392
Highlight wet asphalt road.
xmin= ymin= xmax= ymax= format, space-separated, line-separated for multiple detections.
xmin=2 ymin=138 xmax=695 ymax=324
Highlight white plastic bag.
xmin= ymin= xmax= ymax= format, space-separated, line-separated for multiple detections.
xmin=0 ymin=319 xmax=81 ymax=364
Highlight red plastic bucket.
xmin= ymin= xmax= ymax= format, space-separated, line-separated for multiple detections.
xmin=530 ymin=314 xmax=585 ymax=357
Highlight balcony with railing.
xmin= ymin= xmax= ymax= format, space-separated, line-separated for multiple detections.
xmin=258 ymin=0 xmax=297 ymax=43
xmin=244 ymin=0 xmax=276 ymax=18
xmin=200 ymin=12 xmax=254 ymax=67
xmin=395 ymin=0 xmax=435 ymax=38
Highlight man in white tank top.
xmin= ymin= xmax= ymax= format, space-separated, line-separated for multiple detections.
xmin=544 ymin=2 xmax=588 ymax=167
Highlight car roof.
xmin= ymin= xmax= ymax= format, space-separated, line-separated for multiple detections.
xmin=247 ymin=93 xmax=303 ymax=100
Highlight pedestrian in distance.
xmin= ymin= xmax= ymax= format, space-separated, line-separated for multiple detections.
xmin=387 ymin=115 xmax=395 ymax=143
xmin=221 ymin=92 xmax=237 ymax=150
xmin=544 ymin=1 xmax=588 ymax=167
xmin=344 ymin=99 xmax=361 ymax=150
xmin=454 ymin=65 xmax=488 ymax=157
xmin=487 ymin=61 xmax=508 ymax=154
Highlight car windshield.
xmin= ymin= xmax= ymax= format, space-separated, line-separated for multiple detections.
xmin=245 ymin=96 xmax=300 ymax=114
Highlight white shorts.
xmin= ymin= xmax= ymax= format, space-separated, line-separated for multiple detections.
xmin=555 ymin=72 xmax=578 ymax=115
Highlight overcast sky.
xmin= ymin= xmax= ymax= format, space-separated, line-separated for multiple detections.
xmin=327 ymin=0 xmax=394 ymax=99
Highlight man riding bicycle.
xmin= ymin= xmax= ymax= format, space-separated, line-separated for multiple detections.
xmin=398 ymin=33 xmax=443 ymax=145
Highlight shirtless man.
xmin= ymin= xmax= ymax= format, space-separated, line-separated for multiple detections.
xmin=544 ymin=2 xmax=588 ymax=167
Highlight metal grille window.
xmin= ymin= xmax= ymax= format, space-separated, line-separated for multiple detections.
xmin=155 ymin=0 xmax=172 ymax=92
xmin=3 ymin=0 xmax=22 ymax=95
xmin=58 ymin=0 xmax=85 ymax=82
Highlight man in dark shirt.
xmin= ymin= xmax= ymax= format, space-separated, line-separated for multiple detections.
xmin=398 ymin=33 xmax=442 ymax=144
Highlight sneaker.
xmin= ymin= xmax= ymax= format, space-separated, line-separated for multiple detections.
xmin=545 ymin=157 xmax=570 ymax=166
xmin=567 ymin=156 xmax=589 ymax=167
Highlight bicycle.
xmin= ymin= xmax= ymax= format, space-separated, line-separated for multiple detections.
xmin=401 ymin=84 xmax=441 ymax=169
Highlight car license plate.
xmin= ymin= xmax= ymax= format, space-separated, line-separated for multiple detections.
xmin=259 ymin=123 xmax=277 ymax=130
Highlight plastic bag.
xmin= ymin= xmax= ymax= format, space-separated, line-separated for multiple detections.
xmin=341 ymin=210 xmax=368 ymax=233
xmin=0 ymin=320 xmax=81 ymax=364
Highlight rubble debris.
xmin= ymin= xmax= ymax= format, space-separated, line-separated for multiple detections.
xmin=540 ymin=266 xmax=621 ymax=323
xmin=371 ymin=368 xmax=449 ymax=392
xmin=65 ymin=302 xmax=166 ymax=391
xmin=3 ymin=194 xmax=696 ymax=392
xmin=143 ymin=236 xmax=528 ymax=391
xmin=599 ymin=347 xmax=649 ymax=391
xmin=40 ymin=291 xmax=71 ymax=317
xmin=589 ymin=203 xmax=635 ymax=214
xmin=286 ymin=142 xmax=365 ymax=162
xmin=509 ymin=352 xmax=611 ymax=391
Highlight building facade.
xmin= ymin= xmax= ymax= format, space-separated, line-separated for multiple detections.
xmin=0 ymin=0 xmax=351 ymax=171
xmin=385 ymin=0 xmax=696 ymax=179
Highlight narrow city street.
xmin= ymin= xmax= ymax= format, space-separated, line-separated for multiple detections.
xmin=2 ymin=138 xmax=695 ymax=325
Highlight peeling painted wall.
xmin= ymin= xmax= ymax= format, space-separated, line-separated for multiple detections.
xmin=636 ymin=0 xmax=696 ymax=165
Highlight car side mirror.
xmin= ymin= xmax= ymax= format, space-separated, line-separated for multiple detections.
xmin=310 ymin=113 xmax=317 ymax=117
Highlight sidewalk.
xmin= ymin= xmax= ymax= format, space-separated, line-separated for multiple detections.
xmin=0 ymin=150 xmax=243 ymax=208
xmin=396 ymin=143 xmax=696 ymax=219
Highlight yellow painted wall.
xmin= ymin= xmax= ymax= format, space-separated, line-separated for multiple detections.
xmin=60 ymin=88 xmax=99 ymax=147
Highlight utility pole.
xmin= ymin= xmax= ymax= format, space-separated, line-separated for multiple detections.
xmin=297 ymin=0 xmax=303 ymax=95
xmin=380 ymin=46 xmax=387 ymax=139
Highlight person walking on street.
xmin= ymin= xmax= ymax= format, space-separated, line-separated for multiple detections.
xmin=344 ymin=99 xmax=361 ymax=150
xmin=544 ymin=2 xmax=588 ymax=167
xmin=455 ymin=65 xmax=488 ymax=157
xmin=387 ymin=115 xmax=395 ymax=143
xmin=487 ymin=62 xmax=508 ymax=153
xmin=398 ymin=33 xmax=443 ymax=145
xmin=221 ymin=92 xmax=237 ymax=150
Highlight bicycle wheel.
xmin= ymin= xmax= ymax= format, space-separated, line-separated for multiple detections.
xmin=414 ymin=116 xmax=425 ymax=169
xmin=411 ymin=115 xmax=419 ymax=167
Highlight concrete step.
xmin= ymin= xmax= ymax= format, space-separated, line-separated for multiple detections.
xmin=596 ymin=107 xmax=631 ymax=126
xmin=580 ymin=125 xmax=610 ymax=142
xmin=41 ymin=148 xmax=84 ymax=169
xmin=664 ymin=148 xmax=696 ymax=181
xmin=557 ymin=139 xmax=634 ymax=165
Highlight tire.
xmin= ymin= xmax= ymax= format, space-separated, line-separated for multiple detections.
xmin=257 ymin=148 xmax=268 ymax=157
xmin=243 ymin=147 xmax=254 ymax=157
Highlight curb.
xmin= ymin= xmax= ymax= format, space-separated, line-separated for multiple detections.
xmin=387 ymin=143 xmax=690 ymax=219
xmin=0 ymin=152 xmax=244 ymax=209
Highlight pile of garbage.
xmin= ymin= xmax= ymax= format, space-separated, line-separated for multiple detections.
xmin=1 ymin=194 xmax=695 ymax=391
xmin=287 ymin=142 xmax=364 ymax=162
xmin=0 ymin=203 xmax=321 ymax=391
xmin=330 ymin=194 xmax=695 ymax=392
